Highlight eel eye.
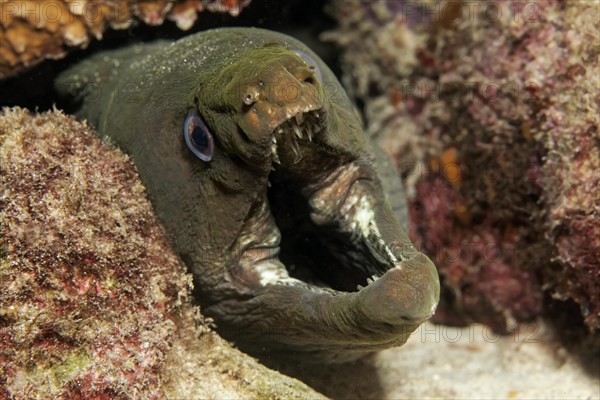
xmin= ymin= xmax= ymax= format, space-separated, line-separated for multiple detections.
xmin=184 ymin=111 xmax=214 ymax=162
xmin=293 ymin=50 xmax=323 ymax=82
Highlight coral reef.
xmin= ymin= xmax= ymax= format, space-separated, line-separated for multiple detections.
xmin=0 ymin=107 xmax=323 ymax=399
xmin=326 ymin=0 xmax=599 ymax=331
xmin=0 ymin=0 xmax=251 ymax=79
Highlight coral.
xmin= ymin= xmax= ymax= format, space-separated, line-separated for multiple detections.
xmin=327 ymin=0 xmax=599 ymax=331
xmin=0 ymin=106 xmax=187 ymax=397
xmin=0 ymin=0 xmax=252 ymax=79
xmin=0 ymin=107 xmax=324 ymax=399
xmin=539 ymin=4 xmax=600 ymax=328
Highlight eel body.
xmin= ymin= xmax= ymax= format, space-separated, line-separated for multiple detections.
xmin=56 ymin=28 xmax=439 ymax=362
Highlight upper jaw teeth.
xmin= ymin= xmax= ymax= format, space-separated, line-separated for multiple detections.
xmin=271 ymin=135 xmax=280 ymax=164
xmin=277 ymin=110 xmax=322 ymax=142
xmin=270 ymin=110 xmax=323 ymax=164
xmin=293 ymin=124 xmax=303 ymax=139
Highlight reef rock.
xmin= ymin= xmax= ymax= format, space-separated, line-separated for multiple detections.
xmin=0 ymin=0 xmax=251 ymax=79
xmin=0 ymin=107 xmax=324 ymax=399
xmin=326 ymin=0 xmax=599 ymax=331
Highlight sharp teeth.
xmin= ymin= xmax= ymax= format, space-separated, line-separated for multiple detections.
xmin=365 ymin=275 xmax=381 ymax=285
xmin=271 ymin=142 xmax=280 ymax=164
xmin=356 ymin=284 xmax=364 ymax=290
xmin=307 ymin=126 xmax=313 ymax=142
xmin=315 ymin=112 xmax=319 ymax=118
xmin=290 ymin=138 xmax=303 ymax=164
xmin=272 ymin=135 xmax=277 ymax=144
xmin=278 ymin=128 xmax=283 ymax=134
xmin=293 ymin=124 xmax=303 ymax=140
xmin=295 ymin=112 xmax=304 ymax=125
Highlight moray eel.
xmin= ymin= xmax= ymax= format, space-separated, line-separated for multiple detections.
xmin=56 ymin=28 xmax=439 ymax=362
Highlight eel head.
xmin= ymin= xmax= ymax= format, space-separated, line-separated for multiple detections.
xmin=192 ymin=44 xmax=440 ymax=361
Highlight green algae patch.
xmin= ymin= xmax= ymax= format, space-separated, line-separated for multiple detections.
xmin=52 ymin=349 xmax=92 ymax=386
xmin=16 ymin=349 xmax=92 ymax=394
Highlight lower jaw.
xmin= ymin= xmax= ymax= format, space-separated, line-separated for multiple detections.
xmin=210 ymin=258 xmax=435 ymax=363
xmin=212 ymin=153 xmax=439 ymax=358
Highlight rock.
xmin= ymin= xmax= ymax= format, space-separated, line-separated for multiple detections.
xmin=326 ymin=0 xmax=599 ymax=332
xmin=0 ymin=0 xmax=252 ymax=79
xmin=0 ymin=107 xmax=324 ymax=399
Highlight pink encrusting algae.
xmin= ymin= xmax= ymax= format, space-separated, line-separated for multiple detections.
xmin=326 ymin=0 xmax=599 ymax=331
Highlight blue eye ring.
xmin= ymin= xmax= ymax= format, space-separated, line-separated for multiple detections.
xmin=293 ymin=50 xmax=323 ymax=83
xmin=184 ymin=111 xmax=214 ymax=162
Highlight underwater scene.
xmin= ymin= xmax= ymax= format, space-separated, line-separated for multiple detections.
xmin=1 ymin=1 xmax=598 ymax=399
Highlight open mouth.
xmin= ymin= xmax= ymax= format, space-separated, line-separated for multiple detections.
xmin=251 ymin=108 xmax=406 ymax=295
xmin=213 ymin=104 xmax=439 ymax=359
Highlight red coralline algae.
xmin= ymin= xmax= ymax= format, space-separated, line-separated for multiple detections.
xmin=0 ymin=107 xmax=190 ymax=398
xmin=410 ymin=174 xmax=543 ymax=330
xmin=327 ymin=0 xmax=599 ymax=331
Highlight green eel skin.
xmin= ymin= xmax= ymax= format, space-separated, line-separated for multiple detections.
xmin=56 ymin=28 xmax=440 ymax=362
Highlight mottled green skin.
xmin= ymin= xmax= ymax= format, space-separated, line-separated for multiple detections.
xmin=57 ymin=28 xmax=439 ymax=361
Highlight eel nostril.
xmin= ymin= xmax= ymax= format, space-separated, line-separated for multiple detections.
xmin=244 ymin=93 xmax=255 ymax=105
xmin=244 ymin=86 xmax=260 ymax=106
xmin=304 ymin=76 xmax=315 ymax=85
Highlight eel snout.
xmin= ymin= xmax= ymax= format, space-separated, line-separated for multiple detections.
xmin=234 ymin=52 xmax=324 ymax=144
xmin=359 ymin=256 xmax=440 ymax=325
